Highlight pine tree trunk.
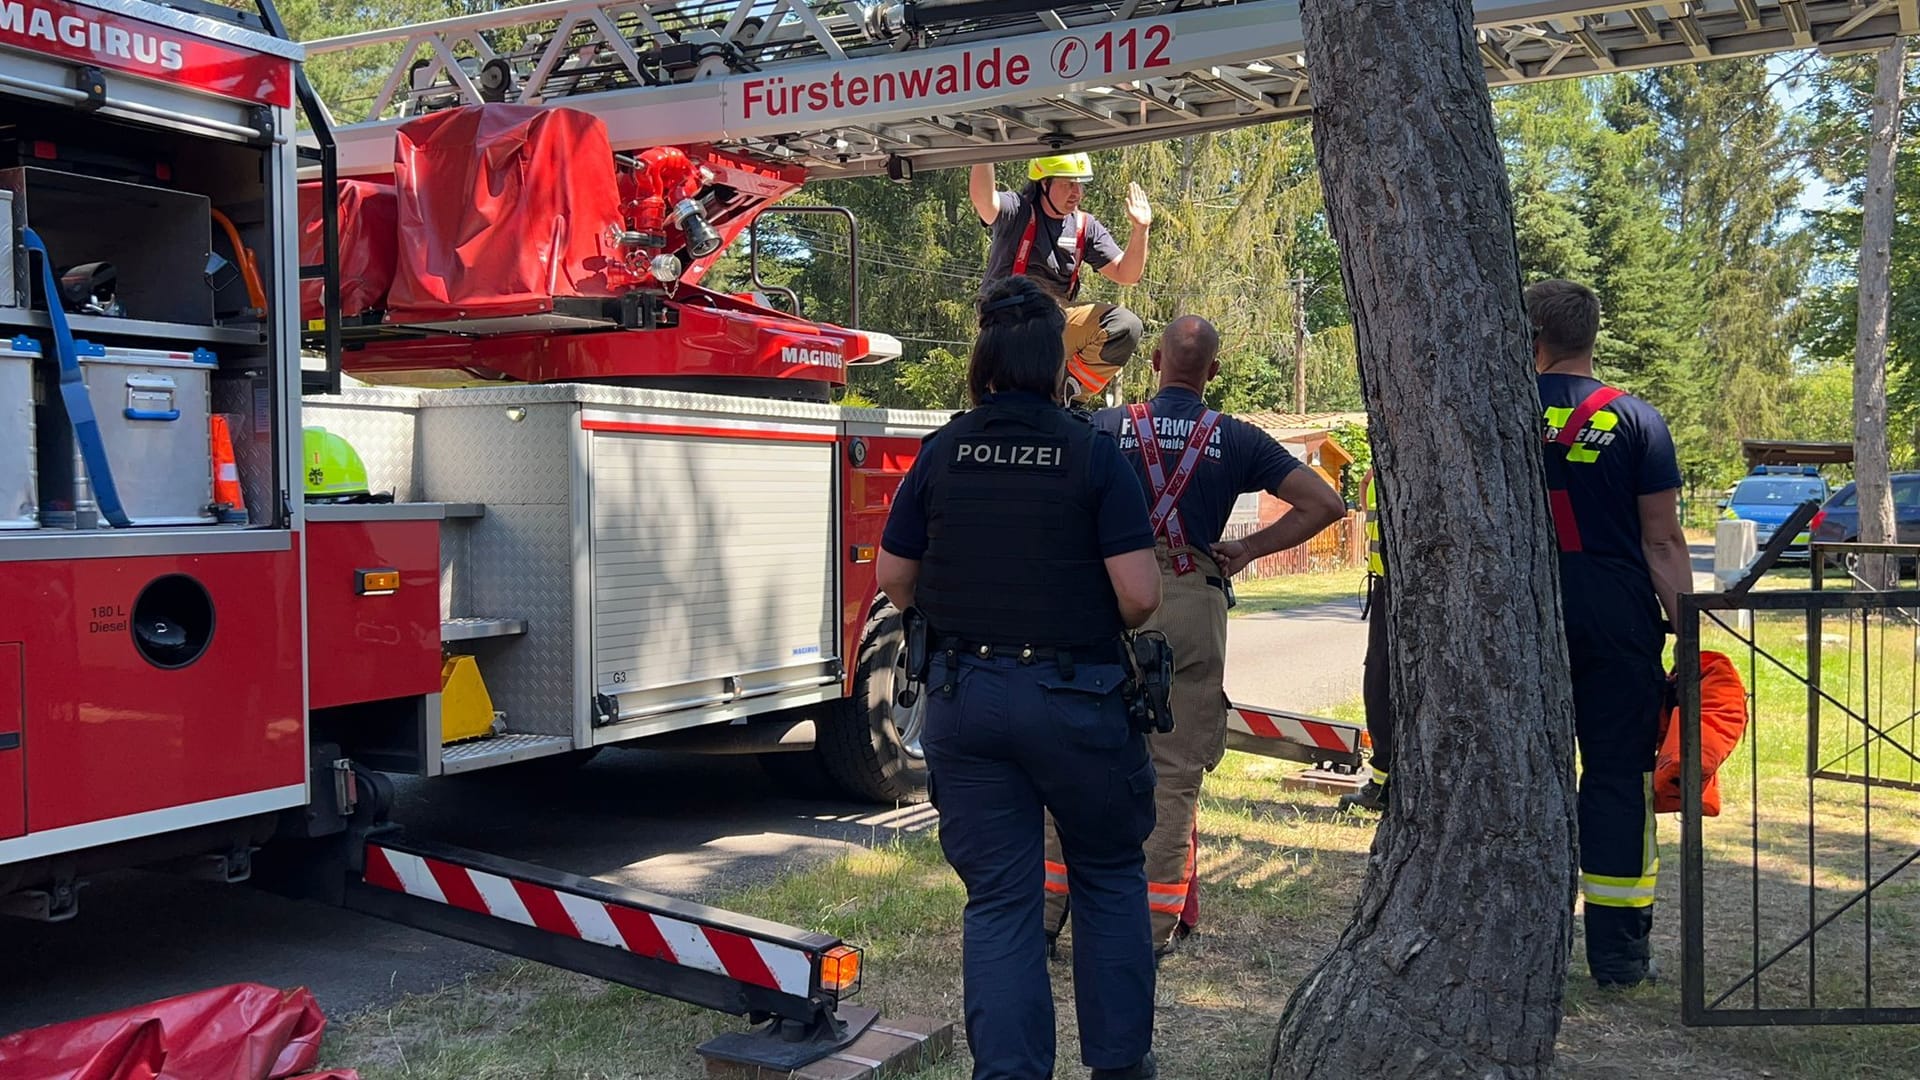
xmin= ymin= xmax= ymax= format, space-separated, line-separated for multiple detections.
xmin=1853 ymin=39 xmax=1903 ymax=590
xmin=1266 ymin=2 xmax=1579 ymax=1075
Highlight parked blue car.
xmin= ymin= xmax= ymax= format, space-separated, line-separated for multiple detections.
xmin=1810 ymin=472 xmax=1920 ymax=552
xmin=1720 ymin=467 xmax=1830 ymax=558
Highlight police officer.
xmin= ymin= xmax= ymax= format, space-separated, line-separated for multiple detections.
xmin=1338 ymin=466 xmax=1396 ymax=812
xmin=1041 ymin=315 xmax=1345 ymax=959
xmin=1528 ymin=279 xmax=1693 ymax=989
xmin=876 ymin=273 xmax=1164 ymax=1080
xmin=969 ymin=155 xmax=1151 ymax=403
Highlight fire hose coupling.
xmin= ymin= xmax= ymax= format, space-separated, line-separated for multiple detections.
xmin=624 ymin=147 xmax=724 ymax=259
xmin=672 ymin=198 xmax=724 ymax=259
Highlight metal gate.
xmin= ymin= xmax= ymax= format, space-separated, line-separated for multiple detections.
xmin=1678 ymin=519 xmax=1920 ymax=1026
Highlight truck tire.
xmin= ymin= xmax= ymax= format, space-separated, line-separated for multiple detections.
xmin=818 ymin=603 xmax=929 ymax=804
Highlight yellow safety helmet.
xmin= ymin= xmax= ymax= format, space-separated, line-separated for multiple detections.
xmin=303 ymin=426 xmax=370 ymax=500
xmin=1029 ymin=153 xmax=1093 ymax=182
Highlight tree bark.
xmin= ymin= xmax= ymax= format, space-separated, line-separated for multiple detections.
xmin=1266 ymin=2 xmax=1579 ymax=1076
xmin=1853 ymin=39 xmax=1903 ymax=590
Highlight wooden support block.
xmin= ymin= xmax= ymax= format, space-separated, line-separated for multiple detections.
xmin=1280 ymin=767 xmax=1365 ymax=795
xmin=705 ymin=1013 xmax=955 ymax=1080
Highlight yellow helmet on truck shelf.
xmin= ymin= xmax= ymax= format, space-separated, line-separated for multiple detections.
xmin=1029 ymin=153 xmax=1094 ymax=182
xmin=303 ymin=426 xmax=370 ymax=500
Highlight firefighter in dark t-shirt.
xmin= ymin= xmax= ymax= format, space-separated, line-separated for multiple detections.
xmin=969 ymin=154 xmax=1151 ymax=404
xmin=1040 ymin=315 xmax=1345 ymax=959
xmin=1527 ymin=279 xmax=1694 ymax=990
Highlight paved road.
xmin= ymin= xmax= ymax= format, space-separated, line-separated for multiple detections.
xmin=1224 ymin=597 xmax=1368 ymax=715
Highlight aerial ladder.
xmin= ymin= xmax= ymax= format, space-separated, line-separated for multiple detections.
xmin=302 ymin=0 xmax=1916 ymax=182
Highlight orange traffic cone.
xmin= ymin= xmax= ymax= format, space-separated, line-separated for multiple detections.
xmin=211 ymin=414 xmax=247 ymax=524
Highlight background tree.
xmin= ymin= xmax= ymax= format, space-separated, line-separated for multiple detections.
xmin=1802 ymin=48 xmax=1920 ymax=490
xmin=1266 ymin=0 xmax=1578 ymax=1074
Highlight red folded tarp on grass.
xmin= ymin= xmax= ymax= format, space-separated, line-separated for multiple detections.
xmin=0 ymin=982 xmax=358 ymax=1080
xmin=385 ymin=103 xmax=631 ymax=324
xmin=299 ymin=178 xmax=399 ymax=324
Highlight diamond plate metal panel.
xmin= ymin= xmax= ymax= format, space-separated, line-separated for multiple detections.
xmin=301 ymin=397 xmax=420 ymax=503
xmin=416 ymin=402 xmax=573 ymax=507
xmin=463 ymin=502 xmax=577 ymax=737
xmin=440 ymin=732 xmax=573 ymax=773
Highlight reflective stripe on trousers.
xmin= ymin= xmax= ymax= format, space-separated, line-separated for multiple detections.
xmin=1582 ymin=774 xmax=1658 ymax=908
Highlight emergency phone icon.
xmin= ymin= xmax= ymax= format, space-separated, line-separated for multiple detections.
xmin=1052 ymin=36 xmax=1088 ymax=79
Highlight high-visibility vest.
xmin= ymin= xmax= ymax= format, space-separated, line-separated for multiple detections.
xmin=1361 ymin=469 xmax=1384 ymax=578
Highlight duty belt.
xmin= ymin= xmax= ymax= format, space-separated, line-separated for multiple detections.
xmin=937 ymin=638 xmax=1125 ymax=665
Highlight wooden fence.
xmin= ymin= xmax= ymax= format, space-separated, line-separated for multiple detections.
xmin=1218 ymin=511 xmax=1365 ymax=580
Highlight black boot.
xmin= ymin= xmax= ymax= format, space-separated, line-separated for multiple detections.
xmin=1586 ymin=905 xmax=1654 ymax=988
xmin=1338 ymin=780 xmax=1388 ymax=812
xmin=1092 ymin=1051 xmax=1156 ymax=1079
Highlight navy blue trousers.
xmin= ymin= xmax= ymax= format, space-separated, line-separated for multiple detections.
xmin=1563 ymin=558 xmax=1665 ymax=984
xmin=924 ymin=650 xmax=1158 ymax=1079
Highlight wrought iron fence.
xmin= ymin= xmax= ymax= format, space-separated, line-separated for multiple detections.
xmin=1678 ymin=517 xmax=1920 ymax=1026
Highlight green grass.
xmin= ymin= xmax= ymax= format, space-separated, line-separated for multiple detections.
xmin=321 ymin=588 xmax=1920 ymax=1079
xmin=1228 ymin=567 xmax=1369 ymax=617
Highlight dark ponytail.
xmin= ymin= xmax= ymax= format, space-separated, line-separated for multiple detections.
xmin=968 ymin=274 xmax=1066 ymax=406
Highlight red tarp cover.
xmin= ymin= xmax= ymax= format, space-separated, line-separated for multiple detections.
xmin=386 ymin=103 xmax=630 ymax=324
xmin=0 ymin=983 xmax=359 ymax=1080
xmin=299 ymin=178 xmax=399 ymax=323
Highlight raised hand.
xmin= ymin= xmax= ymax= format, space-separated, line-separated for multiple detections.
xmin=1125 ymin=181 xmax=1153 ymax=230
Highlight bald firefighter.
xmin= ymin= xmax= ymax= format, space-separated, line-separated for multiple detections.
xmin=970 ymin=154 xmax=1151 ymax=402
xmin=1043 ymin=315 xmax=1346 ymax=959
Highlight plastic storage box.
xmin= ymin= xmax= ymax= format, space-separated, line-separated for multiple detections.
xmin=1 ymin=336 xmax=38 ymax=529
xmin=37 ymin=341 xmax=217 ymax=528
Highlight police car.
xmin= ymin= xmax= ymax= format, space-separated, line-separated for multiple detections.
xmin=1720 ymin=466 xmax=1830 ymax=558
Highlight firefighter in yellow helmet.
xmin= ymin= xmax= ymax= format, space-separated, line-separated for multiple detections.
xmin=969 ymin=153 xmax=1152 ymax=404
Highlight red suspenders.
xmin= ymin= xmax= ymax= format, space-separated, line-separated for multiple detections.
xmin=1545 ymin=385 xmax=1626 ymax=553
xmin=1012 ymin=207 xmax=1089 ymax=299
xmin=1128 ymin=402 xmax=1223 ymax=575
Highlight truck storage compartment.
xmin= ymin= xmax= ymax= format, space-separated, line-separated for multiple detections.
xmin=1 ymin=336 xmax=37 ymax=529
xmin=588 ymin=424 xmax=838 ymax=723
xmin=0 ymin=167 xmax=214 ymax=327
xmin=36 ymin=341 xmax=216 ymax=528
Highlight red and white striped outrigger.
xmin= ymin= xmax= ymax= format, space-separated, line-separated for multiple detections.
xmin=334 ymin=830 xmax=882 ymax=1072
xmin=1226 ymin=702 xmax=1366 ymax=774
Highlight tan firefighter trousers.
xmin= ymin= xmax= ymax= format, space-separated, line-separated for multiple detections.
xmin=1060 ymin=301 xmax=1145 ymax=402
xmin=1044 ymin=541 xmax=1230 ymax=948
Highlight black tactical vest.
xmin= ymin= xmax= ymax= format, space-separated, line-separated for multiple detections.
xmin=914 ymin=400 xmax=1124 ymax=648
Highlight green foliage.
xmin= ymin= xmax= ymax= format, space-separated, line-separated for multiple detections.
xmin=1327 ymin=419 xmax=1372 ymax=506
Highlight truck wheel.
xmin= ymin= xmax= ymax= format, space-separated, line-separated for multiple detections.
xmin=818 ymin=604 xmax=929 ymax=804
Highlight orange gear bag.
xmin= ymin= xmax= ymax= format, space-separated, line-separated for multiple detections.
xmin=1653 ymin=650 xmax=1749 ymax=816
